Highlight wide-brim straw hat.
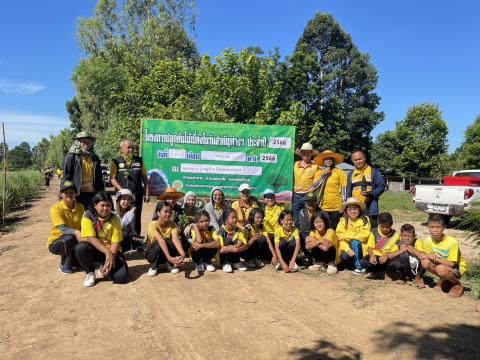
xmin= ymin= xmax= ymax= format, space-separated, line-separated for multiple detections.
xmin=342 ymin=197 xmax=366 ymax=211
xmin=295 ymin=142 xmax=319 ymax=156
xmin=314 ymin=150 xmax=344 ymax=166
xmin=157 ymin=187 xmax=185 ymax=200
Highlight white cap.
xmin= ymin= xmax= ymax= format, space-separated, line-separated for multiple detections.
xmin=238 ymin=183 xmax=252 ymax=192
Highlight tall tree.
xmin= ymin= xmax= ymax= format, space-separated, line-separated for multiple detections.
xmin=455 ymin=115 xmax=480 ymax=169
xmin=8 ymin=142 xmax=33 ymax=170
xmin=45 ymin=129 xmax=74 ymax=168
xmin=287 ymin=13 xmax=383 ymax=153
xmin=32 ymin=138 xmax=51 ymax=170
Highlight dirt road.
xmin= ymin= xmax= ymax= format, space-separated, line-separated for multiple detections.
xmin=1 ymin=182 xmax=479 ymax=359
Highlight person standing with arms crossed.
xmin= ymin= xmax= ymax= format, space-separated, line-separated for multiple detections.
xmin=111 ymin=139 xmax=149 ymax=234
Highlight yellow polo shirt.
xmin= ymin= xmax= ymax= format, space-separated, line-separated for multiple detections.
xmin=80 ymin=155 xmax=94 ymax=192
xmin=423 ymin=235 xmax=467 ymax=276
xmin=293 ymin=161 xmax=318 ymax=193
xmin=274 ymin=227 xmax=300 ymax=244
xmin=217 ymin=226 xmax=247 ymax=247
xmin=308 ymin=228 xmax=339 ymax=263
xmin=81 ymin=213 xmax=122 ymax=249
xmin=47 ymin=201 xmax=85 ymax=246
xmin=314 ymin=168 xmax=347 ymax=211
xmin=351 ymin=165 xmax=373 ymax=203
xmin=367 ymin=229 xmax=400 ymax=256
xmin=231 ymin=199 xmax=258 ymax=226
xmin=146 ymin=220 xmax=178 ymax=246
xmin=264 ymin=204 xmax=283 ymax=233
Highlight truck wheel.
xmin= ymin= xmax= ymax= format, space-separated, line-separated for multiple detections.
xmin=443 ymin=215 xmax=452 ymax=226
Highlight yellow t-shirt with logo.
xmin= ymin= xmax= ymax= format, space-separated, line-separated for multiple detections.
xmin=80 ymin=155 xmax=94 ymax=192
xmin=423 ymin=235 xmax=467 ymax=276
xmin=146 ymin=220 xmax=178 ymax=246
xmin=367 ymin=229 xmax=400 ymax=256
xmin=81 ymin=213 xmax=122 ymax=249
xmin=274 ymin=227 xmax=300 ymax=244
xmin=336 ymin=217 xmax=371 ymax=254
xmin=308 ymin=228 xmax=339 ymax=263
xmin=351 ymin=165 xmax=373 ymax=204
xmin=191 ymin=228 xmax=219 ymax=244
xmin=293 ymin=161 xmax=318 ymax=193
xmin=263 ymin=204 xmax=283 ymax=233
xmin=47 ymin=201 xmax=85 ymax=246
xmin=314 ymin=168 xmax=347 ymax=211
xmin=216 ymin=226 xmax=247 ymax=247
xmin=231 ymin=199 xmax=258 ymax=226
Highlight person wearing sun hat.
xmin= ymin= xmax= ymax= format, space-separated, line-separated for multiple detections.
xmin=310 ymin=150 xmax=348 ymax=229
xmin=153 ymin=187 xmax=185 ymax=223
xmin=336 ymin=197 xmax=371 ymax=275
xmin=292 ymin=142 xmax=319 ymax=226
xmin=62 ymin=131 xmax=104 ymax=209
xmin=47 ymin=179 xmax=84 ymax=274
xmin=231 ymin=183 xmax=259 ymax=230
xmin=114 ymin=189 xmax=143 ymax=253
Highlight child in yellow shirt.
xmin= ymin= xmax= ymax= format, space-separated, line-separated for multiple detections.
xmin=190 ymin=210 xmax=220 ymax=273
xmin=274 ymin=210 xmax=301 ymax=273
xmin=217 ymin=208 xmax=249 ymax=273
xmin=305 ymin=211 xmax=338 ymax=275
xmin=336 ymin=197 xmax=371 ymax=275
xmin=361 ymin=213 xmax=400 ymax=281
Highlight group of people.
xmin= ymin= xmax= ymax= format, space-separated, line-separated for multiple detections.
xmin=47 ymin=134 xmax=468 ymax=299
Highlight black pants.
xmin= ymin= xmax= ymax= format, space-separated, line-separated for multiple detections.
xmin=387 ymin=253 xmax=425 ymax=280
xmin=48 ymin=234 xmax=79 ymax=268
xmin=277 ymin=239 xmax=297 ymax=263
xmin=311 ymin=246 xmax=336 ymax=264
xmin=361 ymin=255 xmax=386 ymax=273
xmin=121 ymin=233 xmax=142 ymax=252
xmin=243 ymin=236 xmax=272 ymax=261
xmin=133 ymin=193 xmax=143 ymax=234
xmin=76 ymin=192 xmax=94 ymax=210
xmin=320 ymin=210 xmax=342 ymax=230
xmin=219 ymin=236 xmax=247 ymax=265
xmin=75 ymin=242 xmax=129 ymax=284
xmin=191 ymin=247 xmax=217 ymax=264
xmin=146 ymin=239 xmax=181 ymax=269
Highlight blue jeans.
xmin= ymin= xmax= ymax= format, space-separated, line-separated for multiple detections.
xmin=292 ymin=193 xmax=306 ymax=227
xmin=340 ymin=240 xmax=364 ymax=269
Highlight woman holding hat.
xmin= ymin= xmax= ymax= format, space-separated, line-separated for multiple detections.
xmin=152 ymin=187 xmax=185 ymax=224
xmin=311 ymin=150 xmax=347 ymax=229
xmin=292 ymin=143 xmax=319 ymax=226
xmin=62 ymin=131 xmax=104 ymax=209
xmin=231 ymin=183 xmax=259 ymax=231
xmin=114 ymin=189 xmax=143 ymax=253
xmin=336 ymin=197 xmax=371 ymax=275
xmin=47 ymin=180 xmax=84 ymax=274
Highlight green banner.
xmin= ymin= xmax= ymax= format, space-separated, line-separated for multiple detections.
xmin=141 ymin=119 xmax=295 ymax=200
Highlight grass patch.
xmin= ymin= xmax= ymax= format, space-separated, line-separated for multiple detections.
xmin=379 ymin=191 xmax=426 ymax=222
xmin=463 ymin=259 xmax=480 ymax=300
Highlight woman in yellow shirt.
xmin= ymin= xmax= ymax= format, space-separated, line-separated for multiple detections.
xmin=305 ymin=211 xmax=338 ymax=275
xmin=274 ymin=210 xmax=301 ymax=273
xmin=336 ymin=197 xmax=371 ymax=275
xmin=75 ymin=191 xmax=128 ymax=287
xmin=47 ymin=180 xmax=84 ymax=274
xmin=231 ymin=183 xmax=259 ymax=230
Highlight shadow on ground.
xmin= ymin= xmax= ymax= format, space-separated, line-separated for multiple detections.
xmin=288 ymin=339 xmax=362 ymax=360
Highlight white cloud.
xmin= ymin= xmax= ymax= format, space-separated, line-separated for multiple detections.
xmin=0 ymin=111 xmax=69 ymax=146
xmin=0 ymin=79 xmax=45 ymax=94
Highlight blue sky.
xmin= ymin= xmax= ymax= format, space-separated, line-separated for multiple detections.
xmin=0 ymin=0 xmax=479 ymax=152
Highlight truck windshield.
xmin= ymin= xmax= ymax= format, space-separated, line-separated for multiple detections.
xmin=455 ymin=171 xmax=480 ymax=178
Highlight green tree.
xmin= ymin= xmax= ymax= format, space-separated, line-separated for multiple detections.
xmin=455 ymin=115 xmax=480 ymax=169
xmin=8 ymin=142 xmax=33 ymax=170
xmin=32 ymin=138 xmax=50 ymax=170
xmin=287 ymin=13 xmax=383 ymax=153
xmin=372 ymin=103 xmax=449 ymax=177
xmin=46 ymin=129 xmax=74 ymax=168
xmin=66 ymin=97 xmax=83 ymax=133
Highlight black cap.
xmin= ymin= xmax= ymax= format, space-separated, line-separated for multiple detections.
xmin=60 ymin=179 xmax=77 ymax=192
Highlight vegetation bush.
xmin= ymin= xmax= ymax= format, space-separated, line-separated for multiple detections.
xmin=0 ymin=170 xmax=43 ymax=218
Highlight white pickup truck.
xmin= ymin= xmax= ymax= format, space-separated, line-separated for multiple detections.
xmin=412 ymin=170 xmax=480 ymax=223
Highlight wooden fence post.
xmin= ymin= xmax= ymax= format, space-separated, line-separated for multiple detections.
xmin=2 ymin=123 xmax=7 ymax=225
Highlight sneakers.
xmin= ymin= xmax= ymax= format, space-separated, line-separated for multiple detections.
xmin=165 ymin=262 xmax=180 ymax=274
xmin=326 ymin=264 xmax=338 ymax=275
xmin=222 ymin=263 xmax=233 ymax=273
xmin=233 ymin=262 xmax=248 ymax=271
xmin=254 ymin=258 xmax=264 ymax=267
xmin=205 ymin=263 xmax=216 ymax=272
xmin=196 ymin=263 xmax=205 ymax=272
xmin=352 ymin=268 xmax=366 ymax=275
xmin=244 ymin=260 xmax=256 ymax=269
xmin=308 ymin=264 xmax=321 ymax=271
xmin=83 ymin=272 xmax=95 ymax=287
xmin=291 ymin=263 xmax=299 ymax=272
xmin=274 ymin=263 xmax=281 ymax=271
xmin=147 ymin=267 xmax=158 ymax=277
xmin=59 ymin=264 xmax=73 ymax=275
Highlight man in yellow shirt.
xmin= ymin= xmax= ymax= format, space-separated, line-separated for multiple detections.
xmin=292 ymin=143 xmax=319 ymax=226
xmin=62 ymin=132 xmax=104 ymax=208
xmin=420 ymin=214 xmax=467 ymax=298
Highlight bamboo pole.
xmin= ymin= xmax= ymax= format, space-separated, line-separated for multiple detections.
xmin=2 ymin=123 xmax=7 ymax=225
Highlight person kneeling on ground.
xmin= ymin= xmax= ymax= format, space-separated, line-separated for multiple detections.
xmin=190 ymin=210 xmax=219 ymax=273
xmin=217 ymin=209 xmax=249 ymax=273
xmin=47 ymin=180 xmax=84 ymax=274
xmin=75 ymin=191 xmax=129 ymax=287
xmin=305 ymin=211 xmax=338 ymax=275
xmin=420 ymin=214 xmax=468 ymax=298
xmin=386 ymin=224 xmax=427 ymax=287
xmin=243 ymin=208 xmax=276 ymax=269
xmin=145 ymin=202 xmax=186 ymax=277
xmin=361 ymin=212 xmax=400 ymax=281
xmin=336 ymin=197 xmax=371 ymax=275
xmin=274 ymin=210 xmax=301 ymax=273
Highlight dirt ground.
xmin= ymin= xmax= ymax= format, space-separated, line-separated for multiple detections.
xmin=1 ymin=179 xmax=479 ymax=360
